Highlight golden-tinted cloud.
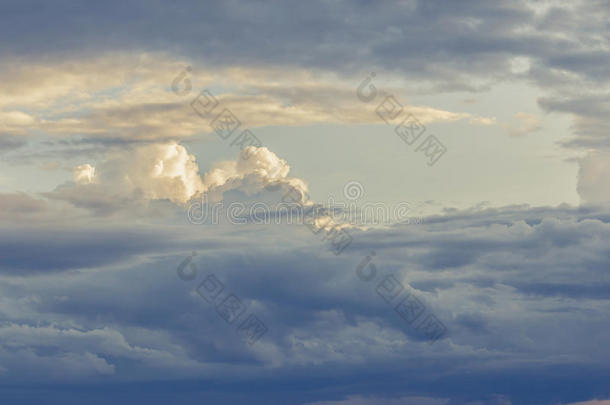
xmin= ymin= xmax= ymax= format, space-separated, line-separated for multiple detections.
xmin=0 ymin=53 xmax=497 ymax=143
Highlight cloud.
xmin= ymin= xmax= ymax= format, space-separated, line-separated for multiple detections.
xmin=1 ymin=203 xmax=610 ymax=404
xmin=47 ymin=143 xmax=316 ymax=220
xmin=0 ymin=192 xmax=47 ymax=215
xmin=0 ymin=322 xmax=207 ymax=382
xmin=73 ymin=164 xmax=95 ymax=184
xmin=0 ymin=226 xmax=184 ymax=275
xmin=3 ymin=1 xmax=610 ymax=403
xmin=538 ymin=93 xmax=610 ymax=205
xmin=203 ymin=146 xmax=292 ymax=192
xmin=2 ymin=0 xmax=608 ymax=90
xmin=111 ymin=142 xmax=205 ymax=203
xmin=305 ymin=395 xmax=449 ymax=405
xmin=0 ymin=133 xmax=27 ymax=152
xmin=0 ymin=52 xmax=495 ymax=148
xmin=539 ymin=94 xmax=610 ymax=149
xmin=48 ymin=142 xmax=205 ymax=210
xmin=504 ymin=112 xmax=541 ymax=137
xmin=1 ymin=196 xmax=610 ymax=405
xmin=577 ymin=151 xmax=610 ymax=204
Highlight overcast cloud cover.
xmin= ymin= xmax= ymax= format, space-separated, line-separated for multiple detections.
xmin=1 ymin=1 xmax=610 ymax=404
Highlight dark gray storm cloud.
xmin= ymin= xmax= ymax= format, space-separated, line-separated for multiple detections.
xmin=1 ymin=205 xmax=610 ymax=403
xmin=0 ymin=227 xmax=176 ymax=274
xmin=0 ymin=0 xmax=606 ymax=85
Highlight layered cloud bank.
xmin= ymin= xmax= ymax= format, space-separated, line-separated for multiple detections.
xmin=1 ymin=204 xmax=610 ymax=403
xmin=2 ymin=1 xmax=610 ymax=404
xmin=0 ymin=53 xmax=495 ymax=149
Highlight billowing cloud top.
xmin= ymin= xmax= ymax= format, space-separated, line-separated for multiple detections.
xmin=1 ymin=1 xmax=610 ymax=404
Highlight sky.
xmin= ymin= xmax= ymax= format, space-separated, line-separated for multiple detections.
xmin=0 ymin=0 xmax=610 ymax=404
